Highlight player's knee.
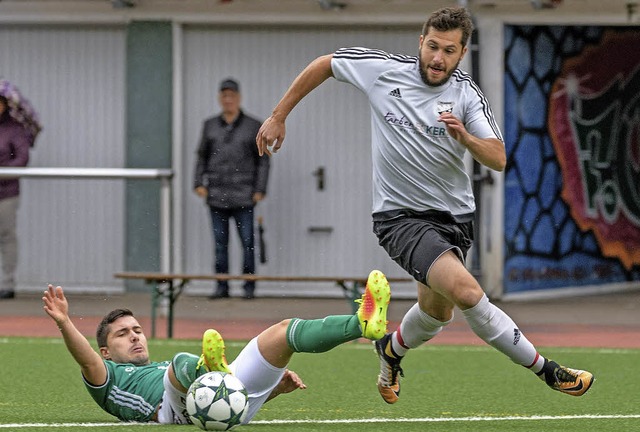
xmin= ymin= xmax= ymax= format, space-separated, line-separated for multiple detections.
xmin=265 ymin=319 xmax=293 ymax=342
xmin=279 ymin=319 xmax=292 ymax=329
xmin=261 ymin=319 xmax=293 ymax=341
xmin=436 ymin=305 xmax=456 ymax=322
xmin=419 ymin=301 xmax=454 ymax=322
xmin=453 ymin=283 xmax=484 ymax=309
xmin=171 ymin=352 xmax=200 ymax=389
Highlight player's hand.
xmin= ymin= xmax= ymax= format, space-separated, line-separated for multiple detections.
xmin=437 ymin=112 xmax=469 ymax=144
xmin=278 ymin=369 xmax=307 ymax=394
xmin=42 ymin=284 xmax=70 ymax=325
xmin=256 ymin=115 xmax=286 ymax=156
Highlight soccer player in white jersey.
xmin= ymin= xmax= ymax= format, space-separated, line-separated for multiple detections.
xmin=42 ymin=270 xmax=391 ymax=423
xmin=256 ymin=6 xmax=594 ymax=404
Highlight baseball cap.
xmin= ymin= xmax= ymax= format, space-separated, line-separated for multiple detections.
xmin=219 ymin=78 xmax=239 ymax=92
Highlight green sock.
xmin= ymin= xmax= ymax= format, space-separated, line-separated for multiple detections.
xmin=286 ymin=315 xmax=362 ymax=353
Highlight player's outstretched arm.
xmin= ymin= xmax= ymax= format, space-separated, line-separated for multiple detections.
xmin=256 ymin=54 xmax=334 ymax=156
xmin=43 ymin=284 xmax=107 ymax=385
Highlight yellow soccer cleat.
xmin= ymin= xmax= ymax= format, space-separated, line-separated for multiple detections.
xmin=196 ymin=328 xmax=231 ymax=374
xmin=355 ymin=270 xmax=391 ymax=340
xmin=538 ymin=359 xmax=594 ymax=396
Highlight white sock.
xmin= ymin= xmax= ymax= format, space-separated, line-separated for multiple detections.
xmin=391 ymin=303 xmax=452 ymax=356
xmin=462 ymin=294 xmax=539 ymax=367
xmin=529 ymin=352 xmax=546 ymax=374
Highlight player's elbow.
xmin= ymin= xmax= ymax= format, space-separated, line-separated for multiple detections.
xmin=492 ymin=154 xmax=506 ymax=172
xmin=478 ymin=154 xmax=505 ymax=172
xmin=486 ymin=142 xmax=506 ymax=171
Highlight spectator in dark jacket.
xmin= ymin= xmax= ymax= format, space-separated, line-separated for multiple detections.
xmin=0 ymin=95 xmax=31 ymax=299
xmin=194 ymin=79 xmax=270 ymax=300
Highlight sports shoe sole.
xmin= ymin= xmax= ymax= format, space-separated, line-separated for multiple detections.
xmin=197 ymin=328 xmax=231 ymax=374
xmin=356 ymin=270 xmax=391 ymax=340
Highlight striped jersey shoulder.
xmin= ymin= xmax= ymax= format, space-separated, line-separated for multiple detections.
xmin=451 ymin=69 xmax=485 ymax=95
xmin=334 ymin=47 xmax=416 ymax=64
xmin=451 ymin=69 xmax=503 ymax=140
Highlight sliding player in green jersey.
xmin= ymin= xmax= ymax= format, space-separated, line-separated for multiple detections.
xmin=43 ymin=270 xmax=391 ymax=424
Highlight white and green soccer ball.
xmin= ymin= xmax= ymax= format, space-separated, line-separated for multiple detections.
xmin=186 ymin=371 xmax=249 ymax=431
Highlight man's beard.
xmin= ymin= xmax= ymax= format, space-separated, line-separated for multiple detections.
xmin=418 ymin=55 xmax=461 ymax=87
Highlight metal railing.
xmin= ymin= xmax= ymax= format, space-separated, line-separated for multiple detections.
xmin=0 ymin=167 xmax=174 ymax=273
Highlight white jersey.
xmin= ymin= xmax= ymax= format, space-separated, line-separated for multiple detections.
xmin=331 ymin=47 xmax=503 ymax=219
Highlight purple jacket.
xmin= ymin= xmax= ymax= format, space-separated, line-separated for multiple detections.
xmin=0 ymin=112 xmax=30 ymax=200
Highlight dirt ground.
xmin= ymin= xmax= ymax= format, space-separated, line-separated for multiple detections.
xmin=1 ymin=288 xmax=639 ymax=349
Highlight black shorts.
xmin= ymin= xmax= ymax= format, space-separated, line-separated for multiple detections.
xmin=372 ymin=210 xmax=474 ymax=286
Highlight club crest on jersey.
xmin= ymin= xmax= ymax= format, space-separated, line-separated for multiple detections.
xmin=549 ymin=30 xmax=640 ymax=270
xmin=436 ymin=101 xmax=454 ymax=114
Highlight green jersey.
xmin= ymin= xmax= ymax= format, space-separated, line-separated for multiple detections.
xmin=84 ymin=360 xmax=170 ymax=422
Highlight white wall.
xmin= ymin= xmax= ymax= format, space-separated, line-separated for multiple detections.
xmin=179 ymin=25 xmax=421 ymax=297
xmin=0 ymin=25 xmax=127 ymax=292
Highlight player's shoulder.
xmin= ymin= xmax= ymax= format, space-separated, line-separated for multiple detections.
xmin=334 ymin=47 xmax=416 ymax=65
xmin=449 ymin=69 xmax=474 ymax=85
xmin=449 ymin=69 xmax=483 ymax=93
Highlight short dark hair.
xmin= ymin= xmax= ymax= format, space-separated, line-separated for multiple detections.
xmin=96 ymin=308 xmax=135 ymax=348
xmin=421 ymin=7 xmax=474 ymax=48
xmin=0 ymin=96 xmax=8 ymax=106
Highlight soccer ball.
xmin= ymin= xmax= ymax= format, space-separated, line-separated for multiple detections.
xmin=186 ymin=371 xmax=249 ymax=431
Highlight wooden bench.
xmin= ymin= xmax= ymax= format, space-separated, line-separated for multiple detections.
xmin=114 ymin=272 xmax=414 ymax=338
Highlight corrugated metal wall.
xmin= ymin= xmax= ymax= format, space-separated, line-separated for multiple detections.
xmin=181 ymin=25 xmax=420 ymax=296
xmin=0 ymin=22 xmax=422 ymax=297
xmin=0 ymin=25 xmax=126 ymax=291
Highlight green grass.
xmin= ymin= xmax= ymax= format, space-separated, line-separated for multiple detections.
xmin=1 ymin=337 xmax=639 ymax=431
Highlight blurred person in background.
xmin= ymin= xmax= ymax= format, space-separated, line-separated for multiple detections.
xmin=194 ymin=78 xmax=270 ymax=300
xmin=0 ymin=95 xmax=31 ymax=299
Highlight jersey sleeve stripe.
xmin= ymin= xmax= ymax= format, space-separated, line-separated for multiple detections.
xmin=334 ymin=47 xmax=416 ymax=64
xmin=452 ymin=70 xmax=504 ymax=141
xmin=109 ymin=385 xmax=156 ymax=416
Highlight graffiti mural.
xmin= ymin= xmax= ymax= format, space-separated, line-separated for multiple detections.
xmin=503 ymin=25 xmax=640 ymax=294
